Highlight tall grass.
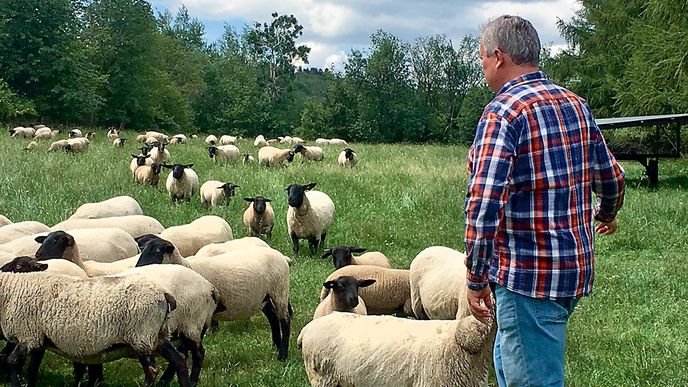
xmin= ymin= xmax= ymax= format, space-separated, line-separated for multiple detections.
xmin=0 ymin=131 xmax=686 ymax=386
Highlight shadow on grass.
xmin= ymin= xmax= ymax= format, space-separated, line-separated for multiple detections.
xmin=625 ymin=175 xmax=688 ymax=190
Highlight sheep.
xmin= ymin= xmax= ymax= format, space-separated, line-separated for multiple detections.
xmin=409 ymin=246 xmax=470 ymax=320
xmin=242 ymin=153 xmax=255 ymax=164
xmin=159 ymin=215 xmax=233 ymax=257
xmin=320 ymin=265 xmax=413 ymax=316
xmin=220 ymin=135 xmax=236 ymax=144
xmin=25 ymin=141 xmax=38 ymax=151
xmin=112 ymin=137 xmax=126 ymax=147
xmin=293 ymin=143 xmax=324 ymax=162
xmin=86 ymin=131 xmax=96 ymax=140
xmin=52 ymin=215 xmax=165 ymax=238
xmin=0 ymin=221 xmax=51 ymax=244
xmin=145 ymin=130 xmax=168 ymax=142
xmin=135 ymin=241 xmax=293 ymax=361
xmin=64 ymin=137 xmax=90 ymax=153
xmin=150 ymin=142 xmax=170 ymax=164
xmin=33 ymin=127 xmax=54 ymax=140
xmin=68 ymin=128 xmax=82 ymax=138
xmin=107 ymin=128 xmax=119 ymax=140
xmin=130 ymin=152 xmax=153 ymax=177
xmin=169 ymin=134 xmax=187 ymax=144
xmin=0 ymin=214 xmax=11 ymax=227
xmin=136 ymin=133 xmax=147 ymax=143
xmin=194 ymin=237 xmax=270 ymax=258
xmin=254 ymin=134 xmax=268 ymax=147
xmin=47 ymin=139 xmax=69 ymax=151
xmin=68 ymin=195 xmax=144 ymax=220
xmin=258 ymin=146 xmax=295 ymax=166
xmin=0 ymin=271 xmax=189 ymax=387
xmin=286 ymin=182 xmax=335 ymax=255
xmin=297 ymin=312 xmax=495 ymax=387
xmin=208 ymin=145 xmax=240 ymax=163
xmin=145 ymin=136 xmax=159 ymax=146
xmin=279 ymin=136 xmax=292 ymax=144
xmin=315 ymin=138 xmax=330 ymax=145
xmin=313 ymin=276 xmax=376 ymax=319
xmin=204 ymin=135 xmax=218 ymax=145
xmin=0 ymin=256 xmax=47 ymax=273
xmin=200 ymin=181 xmax=239 ymax=209
xmin=0 ymin=254 xmax=87 ymax=278
xmin=134 ymin=163 xmax=163 ymax=186
xmin=338 ymin=148 xmax=358 ymax=167
xmin=164 ymin=163 xmax=199 ymax=202
xmin=11 ymin=127 xmax=35 ymax=138
xmin=329 ymin=138 xmax=348 ymax=146
xmin=321 ymin=246 xmax=392 ymax=270
xmin=33 ymin=124 xmax=46 ymax=129
xmin=243 ymin=196 xmax=275 ymax=238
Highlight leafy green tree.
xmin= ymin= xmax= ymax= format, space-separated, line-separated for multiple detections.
xmin=0 ymin=78 xmax=36 ymax=124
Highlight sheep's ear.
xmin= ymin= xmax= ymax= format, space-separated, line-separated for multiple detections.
xmin=131 ymin=154 xmax=138 ymax=158
xmin=162 ymin=164 xmax=172 ymax=169
xmin=304 ymin=182 xmax=316 ymax=190
xmin=323 ymin=281 xmax=337 ymax=289
xmin=243 ymin=198 xmax=255 ymax=202
xmin=264 ymin=198 xmax=271 ymax=202
xmin=358 ymin=279 xmax=376 ymax=288
xmin=350 ymin=247 xmax=367 ymax=253
xmin=163 ymin=244 xmax=175 ymax=254
xmin=34 ymin=236 xmax=47 ymax=244
xmin=145 ymin=155 xmax=151 ymax=158
xmin=321 ymin=249 xmax=332 ymax=259
xmin=185 ymin=164 xmax=194 ymax=168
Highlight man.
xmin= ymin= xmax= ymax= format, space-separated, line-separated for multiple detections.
xmin=464 ymin=15 xmax=625 ymax=387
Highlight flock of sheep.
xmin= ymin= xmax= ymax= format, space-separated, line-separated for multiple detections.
xmin=2 ymin=125 xmax=495 ymax=387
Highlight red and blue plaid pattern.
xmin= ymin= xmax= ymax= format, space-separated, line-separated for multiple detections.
xmin=464 ymin=71 xmax=625 ymax=299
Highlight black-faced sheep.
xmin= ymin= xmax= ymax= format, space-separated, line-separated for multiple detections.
xmin=338 ymin=148 xmax=358 ymax=167
xmin=200 ymin=181 xmax=239 ymax=209
xmin=321 ymin=246 xmax=392 ymax=270
xmin=164 ymin=164 xmax=199 ymax=202
xmin=293 ymin=144 xmax=324 ymax=161
xmin=286 ymin=182 xmax=335 ymax=255
xmin=313 ymin=276 xmax=376 ymax=319
xmin=208 ymin=145 xmax=240 ymax=163
xmin=243 ymin=196 xmax=275 ymax=238
xmin=258 ymin=146 xmax=295 ymax=166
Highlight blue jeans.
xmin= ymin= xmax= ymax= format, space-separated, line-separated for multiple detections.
xmin=493 ymin=284 xmax=579 ymax=387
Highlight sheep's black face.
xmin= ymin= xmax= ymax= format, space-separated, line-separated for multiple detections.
xmin=151 ymin=163 xmax=162 ymax=175
xmin=35 ymin=231 xmax=74 ymax=261
xmin=293 ymin=144 xmax=305 ymax=154
xmin=253 ymin=197 xmax=270 ymax=214
xmin=286 ymin=184 xmax=305 ymax=208
xmin=69 ymin=131 xmax=77 ymax=138
xmin=0 ymin=256 xmax=48 ymax=273
xmin=134 ymin=234 xmax=164 ymax=250
xmin=140 ymin=146 xmax=150 ymax=156
xmin=136 ymin=238 xmax=175 ymax=267
xmin=243 ymin=153 xmax=250 ymax=162
xmin=344 ymin=148 xmax=355 ymax=160
xmin=322 ymin=246 xmax=367 ymax=269
xmin=324 ymin=276 xmax=376 ymax=311
xmin=286 ymin=151 xmax=295 ymax=163
xmin=172 ymin=164 xmax=186 ymax=179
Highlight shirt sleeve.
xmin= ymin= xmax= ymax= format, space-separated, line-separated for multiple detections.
xmin=591 ymin=125 xmax=625 ymax=223
xmin=464 ymin=111 xmax=517 ymax=290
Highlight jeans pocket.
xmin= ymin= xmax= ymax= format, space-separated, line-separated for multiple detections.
xmin=533 ymin=299 xmax=569 ymax=323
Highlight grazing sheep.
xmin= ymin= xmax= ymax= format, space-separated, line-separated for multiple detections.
xmin=0 ymin=214 xmax=11 ymax=227
xmin=136 ymin=242 xmax=293 ymax=361
xmin=136 ymin=134 xmax=147 ymax=143
xmin=145 ymin=131 xmax=167 ymax=142
xmin=220 ymin=135 xmax=237 ymax=144
xmin=293 ymin=144 xmax=324 ymax=162
xmin=329 ymin=138 xmax=348 ymax=146
xmin=286 ymin=182 xmax=335 ymax=255
xmin=410 ymin=246 xmax=469 ymax=320
xmin=65 ymin=137 xmax=90 ymax=153
xmin=68 ymin=129 xmax=82 ymax=138
xmin=86 ymin=131 xmax=96 ymax=140
xmin=200 ymin=181 xmax=239 ymax=209
xmin=25 ymin=141 xmax=38 ymax=151
xmin=321 ymin=246 xmax=392 ymax=270
xmin=52 ymin=215 xmax=165 ymax=238
xmin=159 ymin=215 xmax=233 ymax=257
xmin=297 ymin=313 xmax=495 ymax=387
xmin=112 ymin=137 xmax=126 ymax=147
xmin=254 ymin=135 xmax=268 ymax=148
xmin=33 ymin=127 xmax=55 ymax=140
xmin=278 ymin=136 xmax=291 ymax=144
xmin=258 ymin=146 xmax=295 ymax=167
xmin=11 ymin=127 xmax=35 ymax=139
xmin=208 ymin=145 xmax=240 ymax=163
xmin=172 ymin=134 xmax=187 ymax=143
xmin=145 ymin=136 xmax=159 ymax=146
xmin=315 ymin=138 xmax=330 ymax=145
xmin=68 ymin=195 xmax=143 ymax=220
xmin=107 ymin=128 xmax=119 ymax=140
xmin=47 ymin=139 xmax=69 ymax=151
xmin=204 ymin=135 xmax=218 ymax=145
xmin=150 ymin=142 xmax=170 ymax=165
xmin=313 ymin=276 xmax=376 ymax=319
xmin=243 ymin=196 xmax=275 ymax=238
xmin=338 ymin=148 xmax=358 ymax=167
xmin=242 ymin=153 xmax=255 ymax=164
xmin=291 ymin=136 xmax=305 ymax=144
xmin=0 ymin=221 xmax=51 ymax=244
xmin=164 ymin=163 xmax=199 ymax=202
xmin=320 ymin=265 xmax=413 ymax=316
xmin=194 ymin=237 xmax=270 ymax=258
xmin=134 ymin=163 xmax=163 ymax=186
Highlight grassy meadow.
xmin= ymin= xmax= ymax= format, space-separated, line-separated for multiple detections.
xmin=0 ymin=129 xmax=686 ymax=386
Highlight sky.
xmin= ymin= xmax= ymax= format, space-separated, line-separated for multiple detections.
xmin=148 ymin=0 xmax=581 ymax=71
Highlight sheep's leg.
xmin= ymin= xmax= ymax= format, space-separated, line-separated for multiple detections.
xmin=159 ymin=340 xmax=188 ymax=385
xmin=0 ymin=342 xmax=17 ymax=374
xmin=291 ymin=233 xmax=300 ymax=255
xmin=319 ymin=232 xmax=327 ymax=249
xmin=137 ymin=355 xmax=158 ymax=387
xmin=267 ymin=226 xmax=273 ymax=239
xmin=187 ymin=339 xmax=205 ymax=386
xmin=25 ymin=349 xmax=44 ymax=387
xmin=86 ymin=364 xmax=104 ymax=387
xmin=278 ymin=316 xmax=291 ymax=362
xmin=7 ymin=343 xmax=28 ymax=387
xmin=308 ymin=237 xmax=319 ymax=255
xmin=73 ymin=363 xmax=86 ymax=386
xmin=158 ymin=340 xmax=191 ymax=387
xmin=262 ymin=298 xmax=281 ymax=349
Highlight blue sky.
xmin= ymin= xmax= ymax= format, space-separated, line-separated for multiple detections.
xmin=148 ymin=0 xmax=581 ymax=70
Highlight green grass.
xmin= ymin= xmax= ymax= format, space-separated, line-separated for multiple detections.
xmin=0 ymin=130 xmax=686 ymax=386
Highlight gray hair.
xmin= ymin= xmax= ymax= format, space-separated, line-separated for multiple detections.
xmin=480 ymin=15 xmax=541 ymax=66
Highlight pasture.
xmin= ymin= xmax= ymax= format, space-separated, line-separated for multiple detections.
xmin=0 ymin=130 xmax=686 ymax=386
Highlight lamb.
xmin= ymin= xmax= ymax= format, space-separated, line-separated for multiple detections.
xmin=149 ymin=142 xmax=170 ymax=164
xmin=0 ymin=214 xmax=11 ymax=227
xmin=204 ymin=135 xmax=218 ymax=145
xmin=243 ymin=196 xmax=275 ymax=238
xmin=52 ymin=215 xmax=165 ymax=238
xmin=293 ymin=144 xmax=324 ymax=161
xmin=315 ymin=138 xmax=330 ymax=145
xmin=313 ymin=276 xmax=376 ymax=319
xmin=254 ymin=134 xmax=268 ymax=147
xmin=0 ymin=271 xmax=188 ymax=387
xmin=68 ymin=195 xmax=144 ymax=220
xmin=321 ymin=246 xmax=392 ymax=269
xmin=286 ymin=182 xmax=335 ymax=255
xmin=112 ymin=137 xmax=126 ymax=147
xmin=258 ymin=146 xmax=295 ymax=166
xmin=159 ymin=215 xmax=233 ymax=257
xmin=200 ymin=181 xmax=239 ymax=208
xmin=135 ymin=241 xmax=293 ymax=361
xmin=107 ymin=128 xmax=119 ymax=140
xmin=47 ymin=139 xmax=69 ymax=151
xmin=86 ymin=131 xmax=96 ymax=140
xmin=0 ymin=221 xmax=51 ymax=244
xmin=329 ymin=138 xmax=348 ymax=146
xmin=194 ymin=237 xmax=270 ymax=258
xmin=134 ymin=163 xmax=163 ymax=186
xmin=320 ymin=265 xmax=413 ymax=316
xmin=64 ymin=137 xmax=90 ymax=153
xmin=297 ymin=312 xmax=495 ymax=387
xmin=242 ymin=153 xmax=255 ymax=164
xmin=11 ymin=127 xmax=35 ymax=139
xmin=409 ymin=246 xmax=470 ymax=320
xmin=208 ymin=145 xmax=240 ymax=163
xmin=68 ymin=129 xmax=82 ymax=138
xmin=164 ymin=163 xmax=199 ymax=202
xmin=338 ymin=148 xmax=358 ymax=167
xmin=220 ymin=135 xmax=237 ymax=144
xmin=25 ymin=141 xmax=38 ymax=151
xmin=130 ymin=153 xmax=153 ymax=177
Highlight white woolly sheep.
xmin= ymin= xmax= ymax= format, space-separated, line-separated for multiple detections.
xmin=243 ymin=196 xmax=275 ymax=238
xmin=159 ymin=215 xmax=233 ymax=257
xmin=220 ymin=135 xmax=236 ymax=144
xmin=293 ymin=144 xmax=324 ymax=162
xmin=149 ymin=142 xmax=170 ymax=165
xmin=258 ymin=146 xmax=295 ymax=166
xmin=134 ymin=163 xmax=163 ymax=186
xmin=193 ymin=237 xmax=270 ymax=258
xmin=48 ymin=139 xmax=69 ymax=152
xmin=0 ymin=221 xmax=51 ymax=244
xmin=65 ymin=137 xmax=90 ymax=153
xmin=410 ymin=246 xmax=469 ymax=320
xmin=321 ymin=246 xmax=391 ymax=270
xmin=313 ymin=276 xmax=375 ymax=319
xmin=112 ymin=137 xmax=126 ymax=147
xmin=291 ymin=136 xmax=305 ymax=144
xmin=297 ymin=312 xmax=495 ymax=387
xmin=315 ymin=138 xmax=330 ymax=145
xmin=200 ymin=181 xmax=239 ymax=209
xmin=25 ymin=141 xmax=38 ymax=151
xmin=11 ymin=127 xmax=35 ymax=139
xmin=329 ymin=138 xmax=348 ymax=146
xmin=52 ymin=215 xmax=165 ymax=238
xmin=145 ymin=136 xmax=159 ymax=146
xmin=136 ymin=134 xmax=147 ymax=143
xmin=204 ymin=135 xmax=218 ymax=145
xmin=254 ymin=135 xmax=268 ymax=147
xmin=0 ymin=214 xmax=11 ymax=227
xmin=68 ymin=195 xmax=144 ymax=220
xmin=145 ymin=131 xmax=168 ymax=142
xmin=320 ymin=265 xmax=413 ymax=316
xmin=286 ymin=182 xmax=335 ymax=255
xmin=242 ymin=153 xmax=255 ymax=164
xmin=278 ymin=136 xmax=292 ymax=144
xmin=33 ymin=127 xmax=55 ymax=140
xmin=68 ymin=129 xmax=82 ymax=138
xmin=164 ymin=163 xmax=199 ymax=202
xmin=129 ymin=151 xmax=153 ymax=177
xmin=338 ymin=148 xmax=358 ymax=167
xmin=208 ymin=145 xmax=240 ymax=163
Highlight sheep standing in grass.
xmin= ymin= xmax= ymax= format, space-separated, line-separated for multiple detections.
xmin=52 ymin=215 xmax=165 ymax=238
xmin=298 ymin=313 xmax=495 ymax=387
xmin=410 ymin=246 xmax=469 ymax=320
xmin=243 ymin=196 xmax=274 ymax=238
xmin=293 ymin=144 xmax=324 ymax=162
xmin=68 ymin=195 xmax=143 ymax=220
xmin=107 ymin=128 xmax=119 ymax=140
xmin=313 ymin=276 xmax=376 ymax=319
xmin=65 ymin=137 xmax=90 ymax=153
xmin=33 ymin=127 xmax=56 ymax=140
xmin=220 ymin=135 xmax=237 ymax=144
xmin=11 ymin=127 xmax=36 ymax=138
xmin=242 ymin=153 xmax=255 ymax=164
xmin=170 ymin=134 xmax=187 ymax=144
xmin=315 ymin=138 xmax=330 ymax=145
xmin=25 ymin=141 xmax=38 ymax=151
xmin=164 ymin=163 xmax=199 ymax=202
xmin=254 ymin=134 xmax=268 ymax=147
xmin=205 ymin=135 xmax=218 ymax=145
xmin=338 ymin=148 xmax=358 ymax=167
xmin=48 ymin=139 xmax=69 ymax=152
xmin=258 ymin=146 xmax=295 ymax=166
xmin=329 ymin=138 xmax=348 ymax=146
xmin=135 ymin=163 xmax=163 ymax=186
xmin=68 ymin=129 xmax=82 ymax=138
xmin=112 ymin=137 xmax=126 ymax=147
xmin=86 ymin=131 xmax=96 ymax=140
xmin=286 ymin=182 xmax=335 ymax=255
xmin=200 ymin=181 xmax=239 ymax=208
xmin=321 ymin=246 xmax=391 ymax=269
xmin=320 ymin=265 xmax=413 ymax=316
xmin=0 ymin=215 xmax=11 ymax=227
xmin=159 ymin=215 xmax=233 ymax=257
xmin=150 ymin=142 xmax=170 ymax=165
xmin=208 ymin=145 xmax=240 ymax=163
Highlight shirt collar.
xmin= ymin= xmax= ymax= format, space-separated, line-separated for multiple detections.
xmin=497 ymin=70 xmax=548 ymax=95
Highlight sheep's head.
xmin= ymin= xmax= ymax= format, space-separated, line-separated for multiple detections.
xmin=322 ymin=246 xmax=367 ymax=269
xmin=293 ymin=143 xmax=305 ymax=154
xmin=68 ymin=131 xmax=77 ymax=138
xmin=208 ymin=146 xmax=217 ymax=159
xmin=244 ymin=196 xmax=271 ymax=214
xmin=132 ymin=154 xmax=151 ymax=166
xmin=218 ymin=182 xmax=239 ymax=198
xmin=136 ymin=237 xmax=176 ymax=267
xmin=243 ymin=153 xmax=251 ymax=162
xmin=286 ymin=182 xmax=316 ymax=208
xmin=323 ymin=276 xmax=376 ymax=312
xmin=344 ymin=148 xmax=356 ymax=160
xmin=151 ymin=163 xmax=162 ymax=175
xmin=134 ymin=234 xmax=164 ymax=251
xmin=163 ymin=163 xmax=193 ymax=180
xmin=35 ymin=231 xmax=76 ymax=261
xmin=286 ymin=150 xmax=296 ymax=163
xmin=140 ymin=146 xmax=151 ymax=156
xmin=0 ymin=256 xmax=48 ymax=273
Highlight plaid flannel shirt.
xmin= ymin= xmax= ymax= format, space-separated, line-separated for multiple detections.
xmin=464 ymin=71 xmax=625 ymax=299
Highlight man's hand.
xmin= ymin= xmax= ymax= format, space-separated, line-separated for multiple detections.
xmin=595 ymin=218 xmax=618 ymax=235
xmin=467 ymin=286 xmax=494 ymax=324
